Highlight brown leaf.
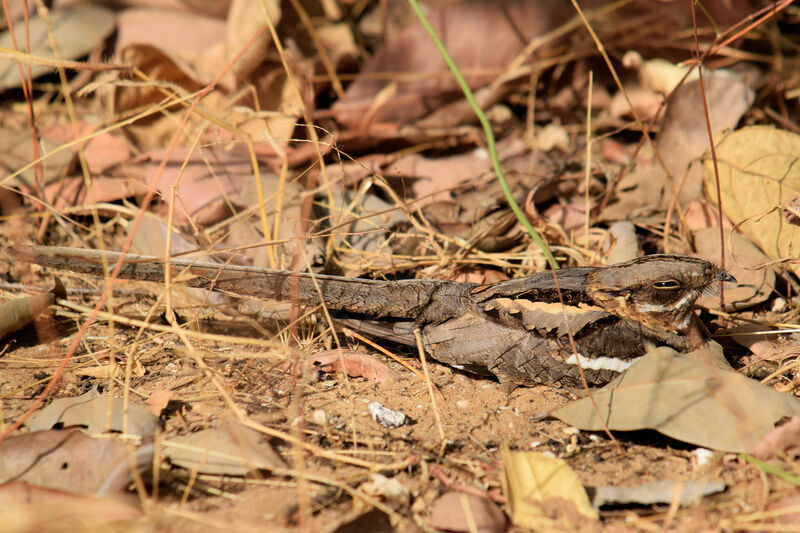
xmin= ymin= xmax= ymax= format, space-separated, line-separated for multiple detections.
xmin=502 ymin=449 xmax=596 ymax=529
xmin=226 ymin=0 xmax=281 ymax=81
xmin=26 ymin=387 xmax=160 ymax=438
xmin=43 ymin=176 xmax=145 ymax=213
xmin=0 ymin=482 xmax=143 ymax=528
xmin=0 ymin=281 xmax=61 ymax=339
xmin=0 ymin=5 xmax=116 ymax=90
xmin=141 ymin=147 xmax=254 ymax=225
xmin=553 ymin=342 xmax=800 ymax=453
xmin=0 ymin=429 xmax=152 ymax=496
xmin=729 ymin=324 xmax=795 ymax=362
xmin=752 ymin=416 xmax=800 ymax=462
xmin=693 ymin=227 xmax=775 ymax=311
xmin=683 ymin=200 xmax=734 ymax=234
xmin=287 ymin=350 xmax=399 ymax=383
xmin=659 ymin=75 xmax=754 ymax=204
xmin=765 ymin=494 xmax=800 ymax=526
xmin=39 ymin=122 xmax=131 ymax=175
xmin=165 ymin=417 xmax=285 ymax=475
xmin=332 ymin=1 xmax=570 ymax=127
xmin=143 ymin=390 xmax=172 ymax=417
xmin=429 ymin=491 xmax=507 ymax=533
xmin=0 ymin=125 xmax=75 ymax=189
xmin=704 ymin=126 xmax=800 ymax=276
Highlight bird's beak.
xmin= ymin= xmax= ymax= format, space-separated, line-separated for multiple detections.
xmin=713 ymin=270 xmax=737 ymax=283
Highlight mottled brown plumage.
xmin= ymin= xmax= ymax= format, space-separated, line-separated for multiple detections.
xmin=10 ymin=246 xmax=735 ymax=387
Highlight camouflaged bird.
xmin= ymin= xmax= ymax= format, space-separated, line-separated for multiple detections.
xmin=11 ymin=246 xmax=735 ymax=388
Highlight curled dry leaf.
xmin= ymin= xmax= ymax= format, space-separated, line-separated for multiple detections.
xmin=553 ymin=342 xmax=800 ymax=453
xmin=0 ymin=429 xmax=153 ymax=496
xmin=286 ymin=350 xmax=399 ymax=383
xmin=501 ymin=448 xmax=597 ymax=530
xmin=704 ymin=126 xmax=800 ymax=276
xmin=428 ymin=491 xmax=507 ymax=533
xmin=0 ymin=279 xmax=64 ymax=339
xmin=26 ymin=387 xmax=160 ymax=439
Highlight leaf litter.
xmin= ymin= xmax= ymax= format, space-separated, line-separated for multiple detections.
xmin=0 ymin=1 xmax=799 ymax=531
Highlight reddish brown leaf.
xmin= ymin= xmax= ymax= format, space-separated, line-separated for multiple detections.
xmin=0 ymin=429 xmax=152 ymax=495
xmin=429 ymin=491 xmax=507 ymax=533
xmin=286 ymin=350 xmax=399 ymax=382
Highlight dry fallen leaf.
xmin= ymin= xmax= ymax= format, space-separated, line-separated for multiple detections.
xmin=286 ymin=350 xmax=400 ymax=383
xmin=0 ymin=5 xmax=116 ymax=90
xmin=729 ymin=324 xmax=799 ymax=362
xmin=0 ymin=429 xmax=152 ymax=496
xmin=26 ymin=387 xmax=160 ymax=439
xmin=0 ymin=481 xmax=143 ymax=529
xmin=659 ymin=75 xmax=754 ymax=196
xmin=428 ymin=490 xmax=507 ymax=533
xmin=0 ymin=279 xmax=64 ymax=339
xmin=143 ymin=390 xmax=172 ymax=417
xmin=553 ymin=343 xmax=800 ymax=453
xmin=332 ymin=1 xmax=571 ymax=127
xmin=164 ymin=417 xmax=285 ymax=475
xmin=693 ymin=227 xmax=775 ymax=311
xmin=704 ymin=126 xmax=800 ymax=276
xmin=502 ymin=448 xmax=597 ymax=530
xmin=752 ymin=416 xmax=800 ymax=462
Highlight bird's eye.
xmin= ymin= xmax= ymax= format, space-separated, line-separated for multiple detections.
xmin=653 ymin=280 xmax=681 ymax=289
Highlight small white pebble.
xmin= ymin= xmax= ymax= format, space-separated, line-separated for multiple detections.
xmin=693 ymin=448 xmax=714 ymax=466
xmin=564 ymin=427 xmax=580 ymax=436
xmin=369 ymin=402 xmax=409 ymax=428
xmin=530 ymin=441 xmax=543 ymax=448
xmin=456 ymin=400 xmax=470 ymax=409
xmin=772 ymin=297 xmax=787 ymax=312
xmin=588 ymin=435 xmax=602 ymax=443
xmin=311 ymin=408 xmax=327 ymax=426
